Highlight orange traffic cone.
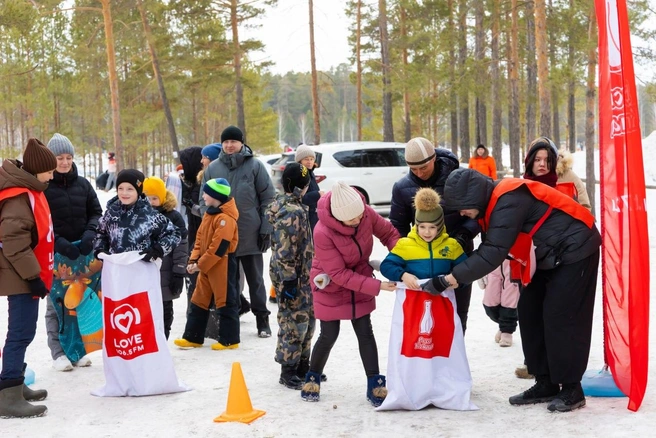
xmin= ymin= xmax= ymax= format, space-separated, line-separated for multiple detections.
xmin=214 ymin=362 xmax=266 ymax=424
xmin=269 ymin=285 xmax=276 ymax=298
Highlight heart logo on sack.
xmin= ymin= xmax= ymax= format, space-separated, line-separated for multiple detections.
xmin=113 ymin=309 xmax=135 ymax=334
xmin=103 ymin=292 xmax=158 ymax=360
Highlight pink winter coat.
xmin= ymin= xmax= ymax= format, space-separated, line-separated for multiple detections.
xmin=311 ymin=191 xmax=400 ymax=321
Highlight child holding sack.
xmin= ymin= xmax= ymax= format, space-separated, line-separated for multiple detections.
xmin=143 ymin=176 xmax=189 ymax=339
xmin=174 ymin=178 xmax=240 ymax=350
xmin=266 ymin=163 xmax=315 ymax=390
xmin=379 ymin=188 xmax=476 ymax=411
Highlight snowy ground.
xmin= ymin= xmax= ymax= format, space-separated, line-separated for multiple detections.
xmin=2 ymin=170 xmax=655 ymax=437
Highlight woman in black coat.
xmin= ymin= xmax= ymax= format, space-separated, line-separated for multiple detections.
xmin=44 ymin=133 xmax=103 ymax=371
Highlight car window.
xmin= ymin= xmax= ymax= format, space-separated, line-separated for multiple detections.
xmin=394 ymin=148 xmax=407 ymax=166
xmin=362 ymin=149 xmax=401 ymax=167
xmin=333 ymin=150 xmax=363 ymax=168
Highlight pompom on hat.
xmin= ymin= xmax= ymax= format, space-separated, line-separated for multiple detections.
xmin=22 ymin=138 xmax=57 ymax=175
xmin=47 ymin=133 xmax=75 ymax=157
xmin=414 ymin=188 xmax=445 ymax=235
xmin=143 ymin=176 xmax=167 ymax=204
xmin=405 ymin=137 xmax=436 ymax=166
xmin=330 ymin=181 xmax=365 ymax=222
xmin=203 ymin=177 xmax=231 ymax=203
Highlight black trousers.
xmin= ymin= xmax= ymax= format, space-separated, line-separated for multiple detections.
xmin=518 ymin=249 xmax=599 ymax=384
xmin=455 ymin=283 xmax=472 ymax=333
xmin=309 ymin=314 xmax=379 ymax=377
xmin=483 ymin=304 xmax=518 ymax=334
xmin=163 ymin=300 xmax=174 ymax=340
xmin=238 ymin=254 xmax=270 ymax=317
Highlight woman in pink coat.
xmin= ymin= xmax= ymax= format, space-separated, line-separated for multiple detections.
xmin=300 ymin=181 xmax=399 ymax=407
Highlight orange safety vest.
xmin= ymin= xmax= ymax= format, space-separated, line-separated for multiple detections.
xmin=0 ymin=187 xmax=55 ymax=289
xmin=478 ymin=179 xmax=594 ymax=286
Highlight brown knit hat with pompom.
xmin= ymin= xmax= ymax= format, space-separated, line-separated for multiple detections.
xmin=22 ymin=138 xmax=57 ymax=175
xmin=414 ymin=188 xmax=445 ymax=234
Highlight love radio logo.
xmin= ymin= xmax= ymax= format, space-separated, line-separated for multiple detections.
xmin=104 ymin=292 xmax=158 ymax=359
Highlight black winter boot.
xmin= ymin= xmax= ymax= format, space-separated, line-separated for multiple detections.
xmin=547 ymin=382 xmax=586 ymax=412
xmin=366 ymin=375 xmax=388 ymax=407
xmin=0 ymin=378 xmax=48 ymax=418
xmin=296 ymin=358 xmax=328 ymax=382
xmin=300 ymin=371 xmax=321 ymax=402
xmin=279 ymin=365 xmax=304 ymax=390
xmin=22 ymin=364 xmax=47 ymax=402
xmin=256 ymin=314 xmax=272 ymax=338
xmin=509 ymin=375 xmax=560 ymax=405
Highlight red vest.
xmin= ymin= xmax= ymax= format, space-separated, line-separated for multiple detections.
xmin=478 ymin=179 xmax=594 ymax=285
xmin=0 ymin=187 xmax=55 ymax=289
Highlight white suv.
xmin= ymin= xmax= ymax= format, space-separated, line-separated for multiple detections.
xmin=271 ymin=141 xmax=408 ymax=209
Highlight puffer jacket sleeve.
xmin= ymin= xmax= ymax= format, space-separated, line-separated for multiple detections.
xmin=93 ymin=212 xmax=110 ymax=255
xmin=451 ymin=188 xmax=532 ymax=284
xmin=255 ymin=162 xmax=275 ymax=235
xmin=389 ymin=181 xmax=412 ymax=237
xmin=314 ymin=230 xmax=381 ymax=297
xmin=169 ymin=211 xmax=188 ymax=276
xmin=370 ymin=208 xmax=400 ymax=250
xmin=152 ymin=213 xmax=181 ymax=257
xmin=380 ymin=250 xmax=407 ymax=282
xmin=84 ymin=180 xmax=103 ymax=232
xmin=0 ymin=196 xmax=41 ymax=280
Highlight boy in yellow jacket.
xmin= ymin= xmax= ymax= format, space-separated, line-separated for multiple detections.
xmin=174 ymin=178 xmax=240 ymax=350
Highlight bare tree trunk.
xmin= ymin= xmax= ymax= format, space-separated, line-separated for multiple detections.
xmin=509 ymin=0 xmax=521 ymax=177
xmin=100 ymin=0 xmax=124 ymax=171
xmin=230 ymin=0 xmax=246 ymax=141
xmin=379 ymin=0 xmax=394 ymax=142
xmin=552 ymin=87 xmax=560 ymax=146
xmin=526 ymin=0 xmax=537 ymax=143
xmin=491 ymin=0 xmax=503 ymax=170
xmin=400 ymin=5 xmax=411 ymax=142
xmin=474 ymin=0 xmax=487 ymax=146
xmin=585 ymin=7 xmax=597 ymax=214
xmin=137 ymin=0 xmax=180 ymax=163
xmin=448 ymin=0 xmax=458 ymax=155
xmin=566 ymin=0 xmax=576 ymax=153
xmin=356 ymin=0 xmax=363 ymax=141
xmin=535 ymin=0 xmax=551 ymax=137
xmin=309 ymin=0 xmax=321 ymax=144
xmin=457 ymin=0 xmax=470 ymax=162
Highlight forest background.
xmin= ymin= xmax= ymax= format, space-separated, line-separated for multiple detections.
xmin=1 ymin=0 xmax=655 ymax=201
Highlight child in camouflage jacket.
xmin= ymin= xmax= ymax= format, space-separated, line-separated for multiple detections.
xmin=266 ymin=163 xmax=315 ymax=390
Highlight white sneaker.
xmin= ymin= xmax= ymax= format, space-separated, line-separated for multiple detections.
xmin=53 ymin=356 xmax=74 ymax=372
xmin=73 ymin=355 xmax=92 ymax=367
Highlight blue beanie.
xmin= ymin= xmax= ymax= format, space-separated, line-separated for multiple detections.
xmin=202 ymin=143 xmax=222 ymax=162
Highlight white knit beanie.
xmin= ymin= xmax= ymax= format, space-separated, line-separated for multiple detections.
xmin=295 ymin=145 xmax=316 ymax=163
xmin=330 ymin=181 xmax=365 ymax=221
xmin=405 ymin=137 xmax=436 ymax=166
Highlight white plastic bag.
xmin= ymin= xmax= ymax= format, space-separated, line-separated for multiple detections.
xmin=92 ymin=251 xmax=190 ymax=397
xmin=378 ymin=285 xmax=477 ymax=411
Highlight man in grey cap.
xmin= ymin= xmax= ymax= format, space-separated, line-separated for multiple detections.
xmin=199 ymin=125 xmax=275 ymax=338
xmin=389 ymin=137 xmax=480 ymax=332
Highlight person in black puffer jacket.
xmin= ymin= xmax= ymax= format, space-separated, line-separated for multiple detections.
xmin=45 ymin=133 xmax=103 ymax=371
xmin=143 ymin=177 xmax=189 ymax=339
xmin=429 ymin=168 xmax=601 ymax=413
xmin=389 ymin=137 xmax=480 ymax=332
xmin=179 ymin=146 xmax=203 ymax=309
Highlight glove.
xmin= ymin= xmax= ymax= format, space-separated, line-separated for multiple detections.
xmin=181 ymin=197 xmax=195 ymax=210
xmin=28 ymin=278 xmax=49 ymax=299
xmin=78 ymin=230 xmax=96 ymax=256
xmin=169 ymin=274 xmax=185 ymax=296
xmin=258 ymin=234 xmax=271 ymax=253
xmin=422 ymin=275 xmax=451 ymax=296
xmin=453 ymin=232 xmax=470 ymax=251
xmin=140 ymin=244 xmax=164 ymax=262
xmin=368 ymin=260 xmax=382 ymax=272
xmin=55 ymin=237 xmax=80 ymax=261
xmin=477 ymin=276 xmax=488 ymax=290
xmin=279 ymin=280 xmax=298 ymax=303
xmin=313 ymin=273 xmax=331 ymax=289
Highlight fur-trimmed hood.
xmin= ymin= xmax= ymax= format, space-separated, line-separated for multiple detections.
xmin=160 ymin=190 xmax=178 ymax=213
xmin=556 ymin=148 xmax=573 ymax=178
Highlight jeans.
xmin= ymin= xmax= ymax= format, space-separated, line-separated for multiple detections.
xmin=1 ymin=294 xmax=40 ymax=381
